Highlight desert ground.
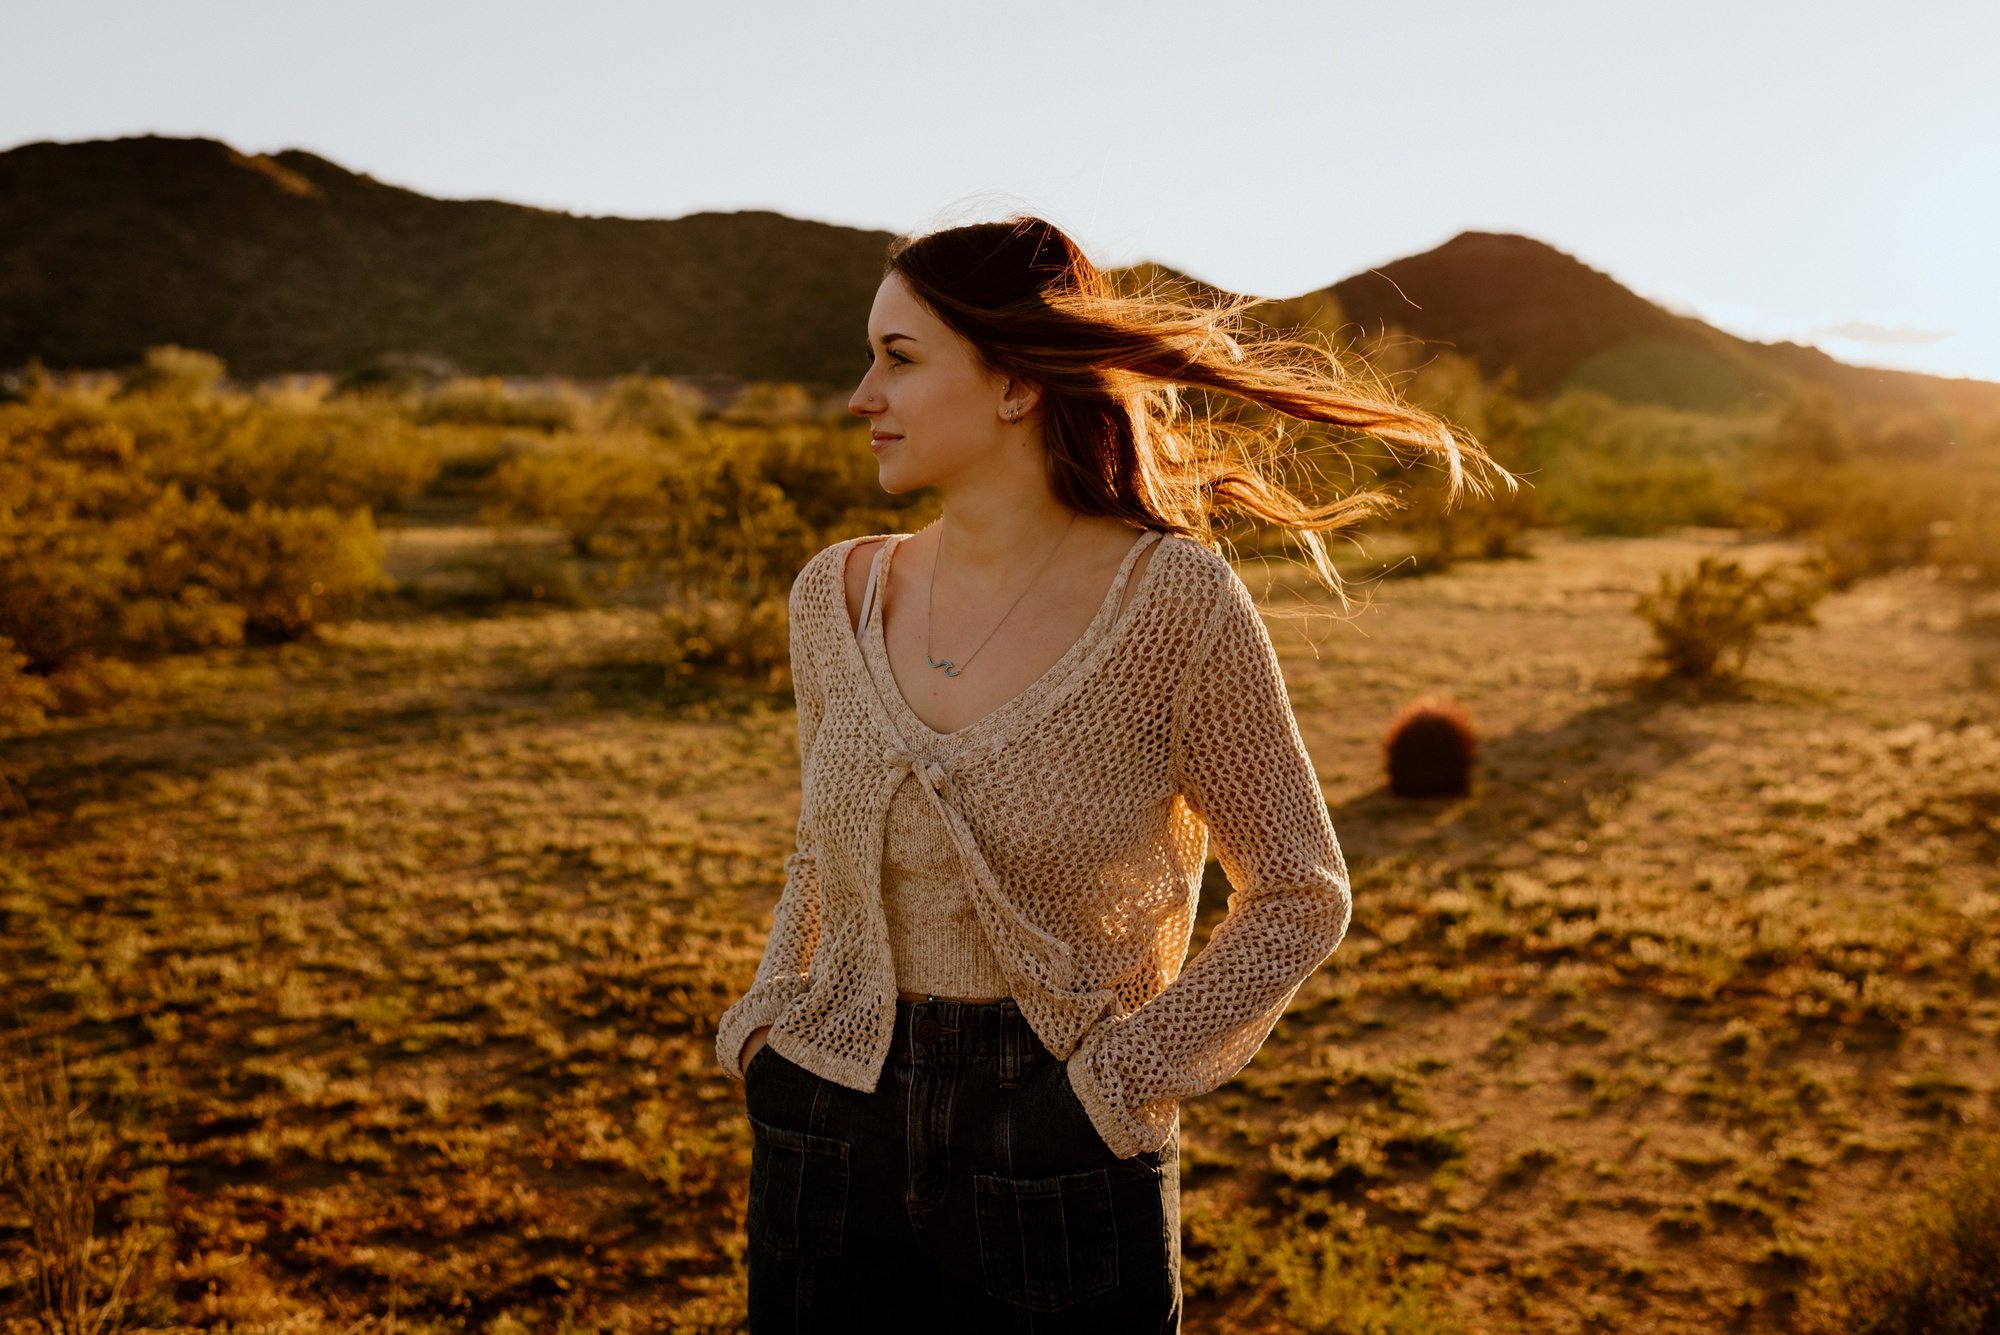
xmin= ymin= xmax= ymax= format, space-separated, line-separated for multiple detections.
xmin=4 ymin=514 xmax=1997 ymax=1333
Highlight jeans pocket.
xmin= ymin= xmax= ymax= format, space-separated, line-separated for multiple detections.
xmin=974 ymin=1167 xmax=1120 ymax=1312
xmin=1051 ymin=1062 xmax=1107 ymax=1151
xmin=746 ymin=1113 xmax=850 ymax=1260
xmin=744 ymin=1038 xmax=778 ymax=1083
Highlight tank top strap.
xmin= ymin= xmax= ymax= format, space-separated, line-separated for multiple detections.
xmin=858 ymin=538 xmax=889 ymax=632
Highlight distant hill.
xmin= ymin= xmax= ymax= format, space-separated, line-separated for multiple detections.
xmin=4 ymin=134 xmax=1996 ymax=418
xmin=1312 ymin=231 xmax=2000 ymax=418
xmin=0 ymin=135 xmax=895 ymax=385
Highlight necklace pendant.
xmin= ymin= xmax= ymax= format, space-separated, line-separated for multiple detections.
xmin=927 ymin=654 xmax=956 ymax=673
xmin=942 ymin=662 xmax=962 ymax=677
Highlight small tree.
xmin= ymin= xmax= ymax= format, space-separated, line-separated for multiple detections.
xmin=1636 ymin=554 xmax=1829 ymax=683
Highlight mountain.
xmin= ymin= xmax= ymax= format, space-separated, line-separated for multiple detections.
xmin=3 ymin=135 xmax=1995 ymax=419
xmin=1312 ymin=231 xmax=2000 ymax=418
xmin=0 ymin=135 xmax=895 ymax=385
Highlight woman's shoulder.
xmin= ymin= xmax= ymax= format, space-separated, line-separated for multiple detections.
xmin=795 ymin=533 xmax=906 ymax=600
xmin=1143 ymin=531 xmax=1238 ymax=610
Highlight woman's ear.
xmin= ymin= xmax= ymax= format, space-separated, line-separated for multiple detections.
xmin=998 ymin=376 xmax=1042 ymax=424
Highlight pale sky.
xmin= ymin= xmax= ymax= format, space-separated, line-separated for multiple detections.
xmin=7 ymin=0 xmax=1998 ymax=383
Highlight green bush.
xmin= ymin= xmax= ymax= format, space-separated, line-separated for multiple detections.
xmin=479 ymin=423 xmax=909 ymax=603
xmin=191 ymin=500 xmax=391 ymax=641
xmin=0 ymin=408 xmax=227 ymax=669
xmin=600 ymin=375 xmax=702 ymax=440
xmin=1744 ymin=390 xmax=1979 ymax=587
xmin=662 ymin=593 xmax=791 ymax=691
xmin=1321 ymin=343 xmax=1542 ymax=569
xmin=479 ymin=431 xmax=678 ymax=558
xmin=1808 ymin=465 xmax=1958 ymax=588
xmin=1635 ymin=554 xmax=1830 ymax=683
xmin=720 ymin=382 xmax=818 ymax=426
xmin=0 ymin=403 xmax=392 ymax=699
xmin=1520 ymin=388 xmax=1758 ymax=536
xmin=1799 ymin=1133 xmax=2000 ymax=1333
xmin=116 ymin=395 xmax=444 ymax=513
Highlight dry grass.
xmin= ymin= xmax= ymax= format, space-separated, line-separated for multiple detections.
xmin=2 ymin=522 xmax=1996 ymax=1332
xmin=0 ymin=1038 xmax=152 ymax=1333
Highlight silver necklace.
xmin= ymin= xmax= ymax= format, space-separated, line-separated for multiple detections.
xmin=925 ymin=512 xmax=1078 ymax=678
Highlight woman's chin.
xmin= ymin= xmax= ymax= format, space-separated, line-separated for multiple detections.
xmin=873 ymin=463 xmax=925 ymax=496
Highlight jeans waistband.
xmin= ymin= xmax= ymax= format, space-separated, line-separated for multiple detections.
xmin=893 ymin=994 xmax=1033 ymax=1083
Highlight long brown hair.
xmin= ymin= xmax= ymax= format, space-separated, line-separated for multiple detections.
xmin=886 ymin=216 xmax=1520 ymax=610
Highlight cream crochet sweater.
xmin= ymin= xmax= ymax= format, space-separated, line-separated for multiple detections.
xmin=715 ymin=527 xmax=1352 ymax=1159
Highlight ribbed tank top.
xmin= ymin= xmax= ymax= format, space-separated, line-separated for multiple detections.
xmin=860 ymin=541 xmax=1016 ymax=999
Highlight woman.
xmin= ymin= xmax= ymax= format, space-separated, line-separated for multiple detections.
xmin=717 ymin=217 xmax=1514 ymax=1331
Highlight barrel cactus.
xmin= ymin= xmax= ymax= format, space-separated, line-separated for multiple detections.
xmin=1383 ymin=695 xmax=1479 ymax=798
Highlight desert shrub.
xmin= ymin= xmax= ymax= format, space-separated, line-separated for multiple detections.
xmin=117 ymin=343 xmax=226 ymax=399
xmin=187 ymin=500 xmax=390 ymax=641
xmin=417 ymin=376 xmax=583 ymax=431
xmin=480 ymin=423 xmax=908 ymax=602
xmin=1548 ymin=444 xmax=1741 ymax=536
xmin=114 ymin=394 xmax=444 ymax=513
xmin=1635 ymin=554 xmax=1830 ymax=683
xmin=1338 ymin=343 xmax=1542 ymax=570
xmin=1520 ymin=388 xmax=1757 ymax=536
xmin=0 ymin=1038 xmax=154 ymax=1335
xmin=663 ymin=593 xmax=791 ymax=690
xmin=600 ymin=375 xmax=702 ymax=440
xmin=1383 ymin=696 xmax=1479 ymax=798
xmin=428 ymin=428 xmax=536 ymax=495
xmin=1807 ymin=466 xmax=1958 ymax=589
xmin=1744 ymin=391 xmax=1975 ymax=586
xmin=1264 ymin=1210 xmax=1465 ymax=1335
xmin=1387 ymin=449 xmax=1542 ymax=571
xmin=479 ymin=431 xmax=678 ymax=557
xmin=0 ymin=636 xmax=58 ymax=734
xmin=0 ymin=404 xmax=390 ymax=695
xmin=665 ymin=425 xmax=912 ymax=600
xmin=1798 ymin=1132 xmax=2000 ymax=1333
xmin=721 ymin=381 xmax=818 ymax=426
xmin=0 ymin=408 xmax=219 ymax=669
xmin=1933 ymin=480 xmax=2000 ymax=584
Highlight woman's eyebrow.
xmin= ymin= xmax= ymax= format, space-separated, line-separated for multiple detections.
xmin=867 ymin=332 xmax=918 ymax=347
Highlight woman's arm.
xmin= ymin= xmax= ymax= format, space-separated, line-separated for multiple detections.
xmin=1066 ymin=565 xmax=1352 ymax=1155
xmin=714 ymin=566 xmax=829 ymax=1082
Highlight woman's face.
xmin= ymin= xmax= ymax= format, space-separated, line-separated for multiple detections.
xmin=848 ymin=272 xmax=1024 ymax=494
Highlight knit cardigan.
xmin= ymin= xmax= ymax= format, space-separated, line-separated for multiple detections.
xmin=714 ymin=527 xmax=1352 ymax=1159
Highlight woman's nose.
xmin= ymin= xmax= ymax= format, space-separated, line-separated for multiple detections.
xmin=848 ymin=378 xmax=880 ymax=418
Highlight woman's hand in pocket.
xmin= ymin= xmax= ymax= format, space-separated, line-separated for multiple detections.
xmin=738 ymin=1025 xmax=772 ymax=1080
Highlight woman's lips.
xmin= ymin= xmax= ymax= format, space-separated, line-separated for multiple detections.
xmin=870 ymin=434 xmax=901 ymax=453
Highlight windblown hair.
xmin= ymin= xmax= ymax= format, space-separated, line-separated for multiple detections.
xmin=885 ymin=216 xmax=1521 ymax=610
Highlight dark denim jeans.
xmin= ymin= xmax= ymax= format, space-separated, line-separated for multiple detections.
xmin=741 ymin=996 xmax=1181 ymax=1333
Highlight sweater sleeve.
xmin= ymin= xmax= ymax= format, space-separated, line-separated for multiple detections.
xmin=1065 ymin=564 xmax=1352 ymax=1155
xmin=714 ymin=566 xmax=829 ymax=1081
